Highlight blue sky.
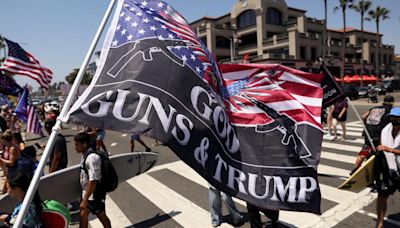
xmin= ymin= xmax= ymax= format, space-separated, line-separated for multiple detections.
xmin=1 ymin=0 xmax=399 ymax=88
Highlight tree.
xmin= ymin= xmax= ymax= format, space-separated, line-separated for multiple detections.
xmin=322 ymin=0 xmax=328 ymax=60
xmin=65 ymin=68 xmax=93 ymax=85
xmin=368 ymin=6 xmax=390 ymax=81
xmin=334 ymin=0 xmax=353 ymax=82
xmin=350 ymin=0 xmax=372 ymax=86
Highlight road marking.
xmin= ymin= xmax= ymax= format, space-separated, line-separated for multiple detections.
xmin=322 ymin=142 xmax=360 ymax=153
xmin=127 ymin=174 xmax=232 ymax=228
xmin=110 ymin=142 xmax=118 ymax=147
xmin=320 ymin=151 xmax=356 ymax=164
xmin=323 ymin=136 xmax=364 ymax=144
xmin=318 ymin=164 xmax=350 ymax=178
xmin=121 ymin=133 xmax=128 ymax=137
xmin=89 ymin=195 xmax=131 ymax=227
xmin=319 ymin=184 xmax=357 ymax=204
xmin=325 ymin=126 xmax=363 ymax=132
xmin=358 ymin=209 xmax=400 ymax=227
xmin=311 ymin=188 xmax=377 ymax=227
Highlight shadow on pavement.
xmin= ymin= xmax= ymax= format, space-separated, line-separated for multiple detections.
xmin=128 ymin=211 xmax=181 ymax=228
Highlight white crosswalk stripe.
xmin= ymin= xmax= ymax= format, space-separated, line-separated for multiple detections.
xmin=89 ymin=123 xmax=378 ymax=227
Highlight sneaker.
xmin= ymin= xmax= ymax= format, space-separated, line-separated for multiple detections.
xmin=212 ymin=222 xmax=221 ymax=227
xmin=145 ymin=148 xmax=151 ymax=152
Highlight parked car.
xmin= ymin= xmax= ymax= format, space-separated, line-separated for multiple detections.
xmin=340 ymin=84 xmax=359 ymax=100
xmin=383 ymin=79 xmax=400 ymax=92
xmin=357 ymin=87 xmax=369 ymax=98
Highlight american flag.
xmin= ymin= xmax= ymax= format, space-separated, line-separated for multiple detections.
xmin=0 ymin=38 xmax=52 ymax=89
xmin=15 ymin=87 xmax=43 ymax=136
xmin=220 ymin=64 xmax=324 ymax=129
xmin=109 ymin=0 xmax=222 ymax=92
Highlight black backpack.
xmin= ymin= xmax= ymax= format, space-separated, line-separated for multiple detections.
xmin=82 ymin=150 xmax=118 ymax=193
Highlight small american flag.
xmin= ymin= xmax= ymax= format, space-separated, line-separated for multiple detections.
xmin=0 ymin=38 xmax=52 ymax=89
xmin=220 ymin=64 xmax=323 ymax=129
xmin=15 ymin=87 xmax=43 ymax=136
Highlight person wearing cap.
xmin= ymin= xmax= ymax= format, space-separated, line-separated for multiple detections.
xmin=351 ymin=95 xmax=395 ymax=174
xmin=374 ymin=107 xmax=400 ymax=228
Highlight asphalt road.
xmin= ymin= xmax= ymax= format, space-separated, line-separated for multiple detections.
xmin=4 ymin=93 xmax=400 ymax=228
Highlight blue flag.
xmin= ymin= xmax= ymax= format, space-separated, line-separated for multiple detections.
xmin=15 ymin=87 xmax=42 ymax=135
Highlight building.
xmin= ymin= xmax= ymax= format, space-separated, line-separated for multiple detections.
xmin=190 ymin=0 xmax=395 ymax=77
xmin=395 ymin=55 xmax=400 ymax=77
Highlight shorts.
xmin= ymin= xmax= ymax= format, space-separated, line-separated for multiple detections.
xmin=130 ymin=133 xmax=140 ymax=141
xmin=96 ymin=130 xmax=105 ymax=141
xmin=86 ymin=191 xmax=106 ymax=215
xmin=377 ymin=180 xmax=398 ymax=196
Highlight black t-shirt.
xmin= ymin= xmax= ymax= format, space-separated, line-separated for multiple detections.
xmin=50 ymin=134 xmax=68 ymax=170
xmin=0 ymin=116 xmax=8 ymax=132
xmin=364 ymin=105 xmax=391 ymax=146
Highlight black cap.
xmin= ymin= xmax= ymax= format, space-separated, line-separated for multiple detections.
xmin=383 ymin=95 xmax=394 ymax=105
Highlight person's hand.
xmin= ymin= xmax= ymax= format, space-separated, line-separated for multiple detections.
xmin=376 ymin=145 xmax=390 ymax=152
xmin=80 ymin=199 xmax=88 ymax=211
xmin=0 ymin=213 xmax=9 ymax=222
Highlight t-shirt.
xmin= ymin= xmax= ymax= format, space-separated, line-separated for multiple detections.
xmin=50 ymin=134 xmax=68 ymax=170
xmin=8 ymin=202 xmax=42 ymax=227
xmin=80 ymin=150 xmax=102 ymax=200
xmin=0 ymin=115 xmax=8 ymax=132
xmin=332 ymin=99 xmax=348 ymax=117
xmin=365 ymin=105 xmax=391 ymax=142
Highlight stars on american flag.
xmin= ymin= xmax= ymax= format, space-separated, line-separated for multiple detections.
xmin=110 ymin=0 xmax=220 ymax=82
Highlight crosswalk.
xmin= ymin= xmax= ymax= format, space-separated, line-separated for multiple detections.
xmin=85 ymin=121 xmax=384 ymax=228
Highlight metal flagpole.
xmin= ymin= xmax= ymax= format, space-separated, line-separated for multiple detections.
xmin=346 ymin=97 xmax=376 ymax=152
xmin=318 ymin=59 xmax=376 ymax=151
xmin=14 ymin=0 xmax=117 ymax=226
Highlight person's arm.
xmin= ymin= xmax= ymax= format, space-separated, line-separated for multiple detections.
xmin=80 ymin=180 xmax=97 ymax=210
xmin=361 ymin=111 xmax=370 ymax=122
xmin=0 ymin=213 xmax=9 ymax=222
xmin=338 ymin=107 xmax=348 ymax=119
xmin=376 ymin=145 xmax=400 ymax=155
xmin=49 ymin=151 xmax=61 ymax=173
xmin=0 ymin=147 xmax=17 ymax=166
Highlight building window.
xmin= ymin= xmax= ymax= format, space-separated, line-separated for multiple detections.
xmin=300 ymin=46 xmax=306 ymax=60
xmin=216 ymin=36 xmax=231 ymax=49
xmin=266 ymin=8 xmax=282 ymax=25
xmin=237 ymin=10 xmax=256 ymax=28
xmin=311 ymin=47 xmax=317 ymax=60
xmin=238 ymin=32 xmax=257 ymax=47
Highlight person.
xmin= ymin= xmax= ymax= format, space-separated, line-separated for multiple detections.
xmin=44 ymin=119 xmax=68 ymax=173
xmin=0 ymin=130 xmax=21 ymax=193
xmin=0 ymin=172 xmax=43 ymax=227
xmin=74 ymin=132 xmax=111 ymax=228
xmin=12 ymin=132 xmax=25 ymax=152
xmin=130 ymin=133 xmax=151 ymax=152
xmin=325 ymin=105 xmax=333 ymax=136
xmin=331 ymin=98 xmax=348 ymax=141
xmin=208 ymin=185 xmax=243 ymax=227
xmin=95 ymin=128 xmax=109 ymax=155
xmin=374 ymin=107 xmax=400 ymax=228
xmin=246 ymin=203 xmax=279 ymax=228
xmin=352 ymin=95 xmax=394 ymax=174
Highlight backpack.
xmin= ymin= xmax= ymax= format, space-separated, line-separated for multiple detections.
xmin=82 ymin=150 xmax=118 ymax=193
xmin=40 ymin=200 xmax=70 ymax=228
xmin=7 ymin=153 xmax=38 ymax=180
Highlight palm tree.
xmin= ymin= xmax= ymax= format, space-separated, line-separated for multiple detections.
xmin=350 ymin=0 xmax=372 ymax=86
xmin=368 ymin=6 xmax=390 ymax=81
xmin=334 ymin=0 xmax=353 ymax=82
xmin=322 ymin=0 xmax=328 ymax=60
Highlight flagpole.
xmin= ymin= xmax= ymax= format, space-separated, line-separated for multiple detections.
xmin=14 ymin=0 xmax=117 ymax=226
xmin=318 ymin=59 xmax=376 ymax=152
